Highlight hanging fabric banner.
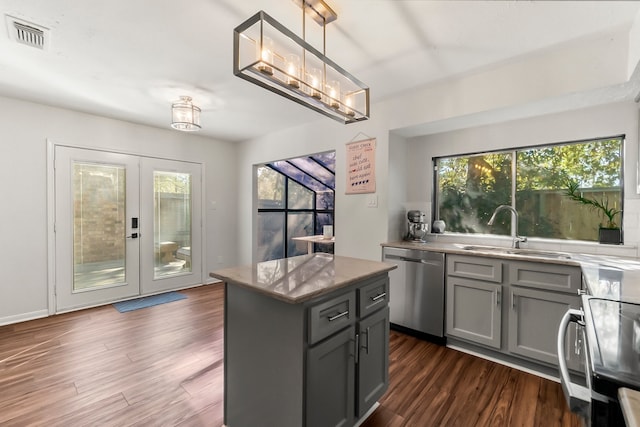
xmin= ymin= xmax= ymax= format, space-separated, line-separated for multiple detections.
xmin=345 ymin=138 xmax=376 ymax=194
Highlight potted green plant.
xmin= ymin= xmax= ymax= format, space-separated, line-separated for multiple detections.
xmin=564 ymin=179 xmax=621 ymax=244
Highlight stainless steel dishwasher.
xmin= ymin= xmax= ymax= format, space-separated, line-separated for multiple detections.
xmin=382 ymin=246 xmax=445 ymax=342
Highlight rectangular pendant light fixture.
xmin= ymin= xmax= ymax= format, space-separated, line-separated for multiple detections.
xmin=233 ymin=8 xmax=370 ymax=124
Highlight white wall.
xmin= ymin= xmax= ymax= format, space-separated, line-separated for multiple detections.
xmin=0 ymin=96 xmax=238 ymax=325
xmin=388 ymin=28 xmax=633 ymax=137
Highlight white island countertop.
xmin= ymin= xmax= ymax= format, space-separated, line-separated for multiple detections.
xmin=210 ymin=253 xmax=397 ymax=304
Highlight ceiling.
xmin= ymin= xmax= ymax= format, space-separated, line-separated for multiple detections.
xmin=1 ymin=1 xmax=639 ymax=142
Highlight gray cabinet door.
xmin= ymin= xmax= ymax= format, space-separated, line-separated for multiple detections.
xmin=446 ymin=277 xmax=502 ymax=349
xmin=508 ymin=287 xmax=582 ymax=368
xmin=306 ymin=326 xmax=355 ymax=427
xmin=357 ymin=307 xmax=389 ymax=418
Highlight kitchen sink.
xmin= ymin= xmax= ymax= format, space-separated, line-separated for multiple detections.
xmin=456 ymin=244 xmax=572 ymax=259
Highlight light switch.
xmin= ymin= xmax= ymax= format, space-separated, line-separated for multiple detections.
xmin=367 ymin=194 xmax=378 ymax=208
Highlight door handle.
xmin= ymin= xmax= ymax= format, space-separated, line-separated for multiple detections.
xmin=126 ymin=233 xmax=139 ymax=239
xmin=557 ymin=309 xmax=590 ymax=416
xmin=384 ymin=254 xmax=441 ymax=266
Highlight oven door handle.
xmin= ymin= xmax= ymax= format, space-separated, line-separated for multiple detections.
xmin=557 ymin=308 xmax=591 ymax=417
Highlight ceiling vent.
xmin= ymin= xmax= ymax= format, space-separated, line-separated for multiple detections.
xmin=5 ymin=15 xmax=49 ymax=50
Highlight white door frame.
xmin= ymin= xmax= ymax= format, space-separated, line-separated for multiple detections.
xmin=46 ymin=140 xmax=207 ymax=315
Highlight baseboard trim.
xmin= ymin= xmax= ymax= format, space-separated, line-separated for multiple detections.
xmin=0 ymin=309 xmax=49 ymax=327
xmin=354 ymin=402 xmax=380 ymax=427
xmin=447 ymin=343 xmax=559 ymax=383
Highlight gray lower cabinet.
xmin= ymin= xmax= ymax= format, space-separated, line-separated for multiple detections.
xmin=306 ymin=306 xmax=390 ymax=427
xmin=225 ymin=273 xmax=390 ymax=427
xmin=356 ymin=307 xmax=390 ymax=417
xmin=446 ymin=276 xmax=502 ymax=349
xmin=446 ymin=254 xmax=583 ymax=371
xmin=507 ymin=261 xmax=583 ymax=371
xmin=507 ymin=286 xmax=582 ymax=368
xmin=307 ymin=326 xmax=356 ymax=427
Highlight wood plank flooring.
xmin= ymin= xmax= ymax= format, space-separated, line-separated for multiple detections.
xmin=0 ymin=284 xmax=581 ymax=426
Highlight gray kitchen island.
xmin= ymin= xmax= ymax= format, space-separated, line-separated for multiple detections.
xmin=210 ymin=253 xmax=397 ymax=427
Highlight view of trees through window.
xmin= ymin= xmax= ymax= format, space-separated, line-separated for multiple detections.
xmin=436 ymin=136 xmax=623 ymax=242
xmin=257 ymin=152 xmax=335 ymax=261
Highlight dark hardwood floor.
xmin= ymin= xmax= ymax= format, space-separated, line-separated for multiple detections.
xmin=0 ymin=284 xmax=581 ymax=426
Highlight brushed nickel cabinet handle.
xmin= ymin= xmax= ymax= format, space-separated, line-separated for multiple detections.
xmin=328 ymin=310 xmax=349 ymax=321
xmin=364 ymin=327 xmax=370 ymax=354
xmin=371 ymin=292 xmax=386 ymax=301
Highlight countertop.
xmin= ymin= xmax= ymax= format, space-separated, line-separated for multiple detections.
xmin=382 ymin=240 xmax=640 ymax=304
xmin=209 ymin=253 xmax=397 ymax=304
xmin=291 ymin=235 xmax=335 ymax=244
xmin=619 ymin=388 xmax=640 ymax=427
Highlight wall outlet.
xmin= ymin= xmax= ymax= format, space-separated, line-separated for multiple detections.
xmin=367 ymin=194 xmax=378 ymax=208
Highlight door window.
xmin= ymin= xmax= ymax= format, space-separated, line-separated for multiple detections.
xmin=153 ymin=171 xmax=192 ymax=278
xmin=73 ymin=162 xmax=127 ymax=290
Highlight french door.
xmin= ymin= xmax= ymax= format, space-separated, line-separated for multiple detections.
xmin=139 ymin=157 xmax=202 ymax=294
xmin=53 ymin=146 xmax=202 ymax=312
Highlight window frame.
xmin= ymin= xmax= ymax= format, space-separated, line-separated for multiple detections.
xmin=432 ymin=135 xmax=625 ymax=243
xmin=257 ymin=160 xmax=335 ymax=260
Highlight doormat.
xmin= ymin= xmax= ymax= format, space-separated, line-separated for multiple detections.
xmin=113 ymin=292 xmax=187 ymax=313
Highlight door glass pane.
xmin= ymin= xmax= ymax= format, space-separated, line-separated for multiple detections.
xmin=154 ymin=171 xmax=192 ymax=278
xmin=73 ymin=162 xmax=126 ymax=290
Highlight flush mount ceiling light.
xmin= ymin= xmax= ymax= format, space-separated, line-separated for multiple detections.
xmin=233 ymin=0 xmax=369 ymax=124
xmin=171 ymin=96 xmax=201 ymax=131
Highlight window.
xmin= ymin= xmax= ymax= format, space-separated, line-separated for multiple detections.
xmin=257 ymin=152 xmax=335 ymax=261
xmin=435 ymin=136 xmax=623 ymax=242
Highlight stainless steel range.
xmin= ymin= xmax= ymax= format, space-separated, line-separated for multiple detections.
xmin=559 ymin=294 xmax=640 ymax=426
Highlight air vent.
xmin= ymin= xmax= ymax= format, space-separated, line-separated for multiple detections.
xmin=5 ymin=15 xmax=49 ymax=50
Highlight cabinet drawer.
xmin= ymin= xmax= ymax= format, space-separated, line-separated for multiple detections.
xmin=447 ymin=255 xmax=503 ymax=283
xmin=509 ymin=262 xmax=581 ymax=294
xmin=358 ymin=277 xmax=389 ymax=318
xmin=309 ymin=291 xmax=356 ymax=345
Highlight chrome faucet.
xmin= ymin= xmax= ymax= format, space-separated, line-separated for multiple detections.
xmin=487 ymin=205 xmax=528 ymax=249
